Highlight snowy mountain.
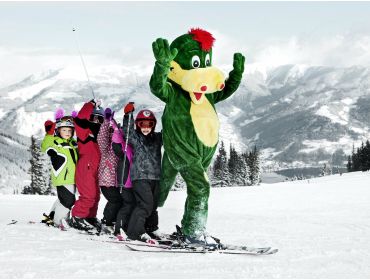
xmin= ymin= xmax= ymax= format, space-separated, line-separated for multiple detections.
xmin=1 ymin=63 xmax=370 ymax=192
xmin=225 ymin=64 xmax=370 ymax=169
xmin=1 ymin=171 xmax=370 ymax=278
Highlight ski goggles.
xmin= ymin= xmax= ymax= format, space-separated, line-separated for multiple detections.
xmin=90 ymin=114 xmax=104 ymax=124
xmin=137 ymin=120 xmax=155 ymax=128
xmin=56 ymin=117 xmax=74 ymax=128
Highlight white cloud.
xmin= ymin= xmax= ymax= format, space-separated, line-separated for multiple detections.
xmin=2 ymin=31 xmax=370 ymax=88
xmin=249 ymin=32 xmax=370 ymax=68
xmin=0 ymin=46 xmax=154 ymax=88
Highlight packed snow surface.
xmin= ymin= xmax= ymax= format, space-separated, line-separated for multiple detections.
xmin=1 ymin=172 xmax=370 ymax=278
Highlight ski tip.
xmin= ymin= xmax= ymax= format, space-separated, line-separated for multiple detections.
xmin=265 ymin=248 xmax=279 ymax=255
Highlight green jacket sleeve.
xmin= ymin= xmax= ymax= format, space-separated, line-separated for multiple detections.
xmin=213 ymin=69 xmax=243 ymax=104
xmin=149 ymin=61 xmax=172 ymax=103
xmin=41 ymin=134 xmax=55 ymax=153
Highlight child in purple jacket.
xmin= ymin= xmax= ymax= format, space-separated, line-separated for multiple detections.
xmin=97 ymin=108 xmax=122 ymax=230
xmin=111 ymin=115 xmax=134 ymax=236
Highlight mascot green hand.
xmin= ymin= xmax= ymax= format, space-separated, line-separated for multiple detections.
xmin=149 ymin=28 xmax=245 ymax=237
xmin=152 ymin=38 xmax=178 ymax=65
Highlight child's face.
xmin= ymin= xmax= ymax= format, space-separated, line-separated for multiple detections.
xmin=140 ymin=127 xmax=152 ymax=136
xmin=59 ymin=127 xmax=73 ymax=139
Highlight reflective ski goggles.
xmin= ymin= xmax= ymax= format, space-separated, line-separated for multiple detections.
xmin=137 ymin=120 xmax=155 ymax=128
xmin=56 ymin=117 xmax=74 ymax=128
xmin=90 ymin=114 xmax=104 ymax=124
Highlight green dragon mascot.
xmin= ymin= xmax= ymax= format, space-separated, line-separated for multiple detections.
xmin=150 ymin=28 xmax=245 ymax=238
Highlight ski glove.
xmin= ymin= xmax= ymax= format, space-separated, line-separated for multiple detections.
xmin=124 ymin=103 xmax=135 ymax=114
xmin=111 ymin=128 xmax=124 ymax=144
xmin=152 ymin=38 xmax=178 ymax=65
xmin=44 ymin=120 xmax=56 ymax=135
xmin=105 ymin=108 xmax=114 ymax=120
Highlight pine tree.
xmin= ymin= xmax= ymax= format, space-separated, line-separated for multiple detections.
xmin=42 ymin=162 xmax=54 ymax=195
xmin=228 ymin=144 xmax=238 ymax=185
xmin=347 ymin=155 xmax=352 ymax=172
xmin=320 ymin=163 xmax=330 ymax=176
xmin=352 ymin=145 xmax=360 ymax=172
xmin=364 ymin=140 xmax=370 ymax=171
xmin=22 ymin=135 xmax=48 ymax=195
xmin=359 ymin=142 xmax=366 ymax=171
xmin=349 ymin=141 xmax=370 ymax=172
xmin=247 ymin=146 xmax=261 ymax=185
xmin=235 ymin=154 xmax=250 ymax=186
xmin=212 ymin=141 xmax=230 ymax=187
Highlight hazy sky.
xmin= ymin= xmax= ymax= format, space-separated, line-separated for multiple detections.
xmin=1 ymin=1 xmax=370 ymax=86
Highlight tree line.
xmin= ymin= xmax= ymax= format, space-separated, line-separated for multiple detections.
xmin=211 ymin=141 xmax=261 ymax=187
xmin=347 ymin=140 xmax=370 ymax=172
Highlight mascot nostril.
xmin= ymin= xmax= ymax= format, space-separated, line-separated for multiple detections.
xmin=150 ymin=27 xmax=245 ymax=239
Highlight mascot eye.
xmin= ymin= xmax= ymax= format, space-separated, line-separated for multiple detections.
xmin=205 ymin=54 xmax=211 ymax=67
xmin=191 ymin=55 xmax=201 ymax=68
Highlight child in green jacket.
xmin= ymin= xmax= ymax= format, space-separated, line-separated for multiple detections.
xmin=41 ymin=109 xmax=78 ymax=228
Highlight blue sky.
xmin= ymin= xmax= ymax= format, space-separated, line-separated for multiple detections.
xmin=1 ymin=1 xmax=370 ymax=86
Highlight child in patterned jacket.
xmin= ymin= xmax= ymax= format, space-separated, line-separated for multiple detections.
xmin=97 ymin=108 xmax=122 ymax=232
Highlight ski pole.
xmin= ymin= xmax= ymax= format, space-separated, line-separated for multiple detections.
xmin=72 ymin=27 xmax=96 ymax=99
xmin=120 ymin=102 xmax=134 ymax=194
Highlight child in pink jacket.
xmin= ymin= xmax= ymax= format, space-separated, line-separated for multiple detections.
xmin=97 ymin=108 xmax=121 ymax=230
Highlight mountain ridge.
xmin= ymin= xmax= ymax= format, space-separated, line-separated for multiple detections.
xmin=1 ymin=63 xmax=369 ymax=192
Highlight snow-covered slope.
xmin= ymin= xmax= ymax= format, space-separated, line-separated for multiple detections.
xmin=1 ymin=171 xmax=369 ymax=278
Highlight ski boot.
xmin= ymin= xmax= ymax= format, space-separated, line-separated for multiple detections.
xmin=138 ymin=233 xmax=158 ymax=245
xmin=172 ymin=225 xmax=221 ymax=250
xmin=41 ymin=212 xmax=55 ymax=227
xmin=85 ymin=217 xmax=103 ymax=234
xmin=69 ymin=216 xmax=95 ymax=232
xmin=147 ymin=230 xmax=174 ymax=246
xmin=147 ymin=229 xmax=166 ymax=240
xmin=100 ymin=218 xmax=115 ymax=235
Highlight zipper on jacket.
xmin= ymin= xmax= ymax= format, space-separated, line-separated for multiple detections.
xmin=64 ymin=168 xmax=68 ymax=180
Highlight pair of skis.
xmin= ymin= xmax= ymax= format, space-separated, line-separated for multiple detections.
xmin=92 ymin=226 xmax=278 ymax=256
xmin=124 ymin=242 xmax=278 ymax=255
xmin=94 ymin=237 xmax=278 ymax=255
xmin=7 ymin=219 xmax=278 ymax=255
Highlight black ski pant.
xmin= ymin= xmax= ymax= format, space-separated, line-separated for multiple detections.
xmin=57 ymin=185 xmax=76 ymax=209
xmin=100 ymin=186 xmax=123 ymax=226
xmin=115 ymin=187 xmax=136 ymax=235
xmin=50 ymin=185 xmax=76 ymax=226
xmin=126 ymin=179 xmax=160 ymax=240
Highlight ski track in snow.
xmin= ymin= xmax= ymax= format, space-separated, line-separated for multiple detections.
xmin=1 ymin=172 xmax=370 ymax=278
